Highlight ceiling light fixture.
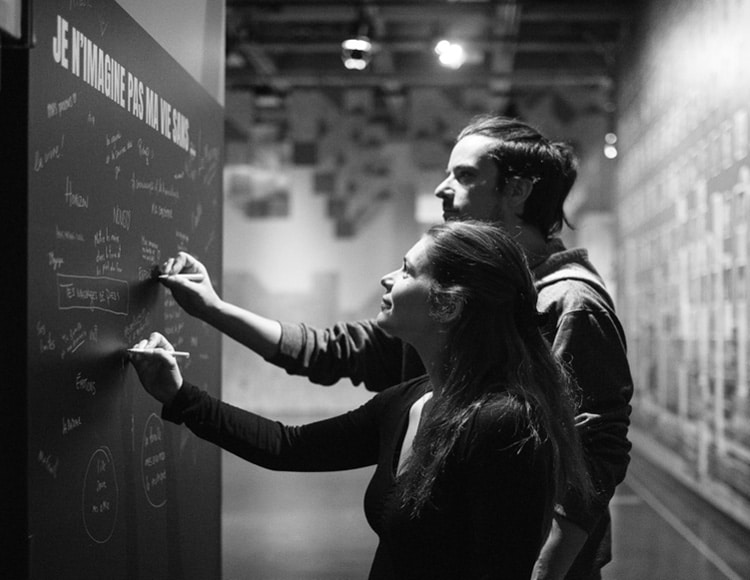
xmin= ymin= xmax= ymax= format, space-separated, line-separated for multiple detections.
xmin=342 ymin=36 xmax=373 ymax=70
xmin=434 ymin=39 xmax=466 ymax=70
xmin=603 ymin=132 xmax=618 ymax=159
xmin=342 ymin=9 xmax=375 ymax=71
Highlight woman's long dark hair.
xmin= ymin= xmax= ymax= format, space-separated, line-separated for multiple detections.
xmin=398 ymin=221 xmax=593 ymax=519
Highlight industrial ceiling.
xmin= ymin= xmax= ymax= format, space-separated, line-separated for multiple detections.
xmin=225 ymin=0 xmax=635 ymax=97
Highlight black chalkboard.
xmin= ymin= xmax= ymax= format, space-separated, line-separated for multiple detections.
xmin=3 ymin=1 xmax=223 ymax=578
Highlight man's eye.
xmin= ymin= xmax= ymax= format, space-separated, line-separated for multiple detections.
xmin=455 ymin=170 xmax=473 ymax=183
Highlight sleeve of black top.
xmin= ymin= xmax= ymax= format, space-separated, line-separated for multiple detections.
xmin=162 ymin=382 xmax=383 ymax=472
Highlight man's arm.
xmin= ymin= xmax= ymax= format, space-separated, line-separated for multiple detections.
xmin=203 ymin=299 xmax=282 ymax=359
xmin=535 ymin=283 xmax=633 ymax=578
xmin=555 ymin=307 xmax=633 ymax=507
xmin=160 ymin=251 xmax=416 ymax=391
xmin=159 ymin=252 xmax=283 ymax=359
xmin=531 ymin=516 xmax=589 ymax=580
xmin=270 ymin=319 xmax=413 ymax=391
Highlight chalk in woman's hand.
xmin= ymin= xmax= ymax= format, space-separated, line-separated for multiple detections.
xmin=128 ymin=348 xmax=190 ymax=359
xmin=158 ymin=273 xmax=204 ymax=282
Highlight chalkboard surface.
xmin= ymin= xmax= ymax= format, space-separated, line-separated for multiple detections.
xmin=23 ymin=1 xmax=222 ymax=578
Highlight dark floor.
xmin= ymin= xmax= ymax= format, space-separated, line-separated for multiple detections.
xmin=222 ymin=460 xmax=377 ymax=580
xmin=602 ymin=452 xmax=750 ymax=580
xmin=222 ymin=438 xmax=750 ymax=580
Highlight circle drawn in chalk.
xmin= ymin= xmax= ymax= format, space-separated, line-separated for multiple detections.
xmin=141 ymin=413 xmax=167 ymax=508
xmin=82 ymin=446 xmax=119 ymax=544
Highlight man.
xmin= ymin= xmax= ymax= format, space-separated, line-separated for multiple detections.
xmin=161 ymin=115 xmax=633 ymax=579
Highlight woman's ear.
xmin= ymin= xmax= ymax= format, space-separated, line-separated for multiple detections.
xmin=439 ymin=296 xmax=465 ymax=324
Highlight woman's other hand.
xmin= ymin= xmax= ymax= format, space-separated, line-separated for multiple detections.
xmin=129 ymin=332 xmax=184 ymax=404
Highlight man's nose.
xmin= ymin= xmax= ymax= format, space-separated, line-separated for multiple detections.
xmin=434 ymin=177 xmax=451 ymax=198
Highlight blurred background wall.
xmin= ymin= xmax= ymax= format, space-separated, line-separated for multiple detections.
xmin=616 ymin=0 xmax=750 ymax=528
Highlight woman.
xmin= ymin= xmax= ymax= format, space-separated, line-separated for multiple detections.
xmin=130 ymin=221 xmax=592 ymax=579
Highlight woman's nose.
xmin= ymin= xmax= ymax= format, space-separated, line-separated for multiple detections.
xmin=380 ymin=272 xmax=394 ymax=290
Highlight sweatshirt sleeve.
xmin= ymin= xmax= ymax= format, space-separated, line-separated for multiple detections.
xmin=547 ymin=295 xmax=633 ymax=531
xmin=162 ymin=382 xmax=383 ymax=471
xmin=267 ymin=319 xmax=422 ymax=392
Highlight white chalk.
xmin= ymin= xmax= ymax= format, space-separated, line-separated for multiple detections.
xmin=128 ymin=348 xmax=190 ymax=359
xmin=158 ymin=273 xmax=204 ymax=282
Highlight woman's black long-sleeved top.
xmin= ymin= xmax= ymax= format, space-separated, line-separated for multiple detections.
xmin=163 ymin=376 xmax=553 ymax=579
xmin=269 ymin=241 xmax=633 ymax=577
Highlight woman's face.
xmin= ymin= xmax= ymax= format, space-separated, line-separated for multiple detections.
xmin=376 ymin=237 xmax=440 ymax=344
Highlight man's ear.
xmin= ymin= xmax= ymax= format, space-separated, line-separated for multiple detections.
xmin=502 ymin=177 xmax=534 ymax=211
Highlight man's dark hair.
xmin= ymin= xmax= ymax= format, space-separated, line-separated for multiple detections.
xmin=457 ymin=115 xmax=578 ymax=239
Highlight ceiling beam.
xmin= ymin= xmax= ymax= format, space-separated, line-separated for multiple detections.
xmin=230 ymin=39 xmax=612 ymax=54
xmin=227 ymin=2 xmax=632 ymax=23
xmin=226 ymin=69 xmax=613 ymax=90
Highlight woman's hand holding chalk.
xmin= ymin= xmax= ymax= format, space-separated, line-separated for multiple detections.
xmin=128 ymin=348 xmax=190 ymax=359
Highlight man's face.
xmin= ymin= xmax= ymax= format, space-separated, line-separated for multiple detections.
xmin=434 ymin=134 xmax=509 ymax=224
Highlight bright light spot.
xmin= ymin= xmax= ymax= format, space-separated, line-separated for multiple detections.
xmin=342 ymin=37 xmax=372 ymax=52
xmin=434 ymin=39 xmax=466 ymax=69
xmin=605 ymin=132 xmax=618 ymax=145
xmin=341 ymin=37 xmax=373 ymax=70
xmin=343 ymin=57 xmax=368 ymax=70
xmin=434 ymin=39 xmax=451 ymax=54
xmin=604 ymin=144 xmax=618 ymax=159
